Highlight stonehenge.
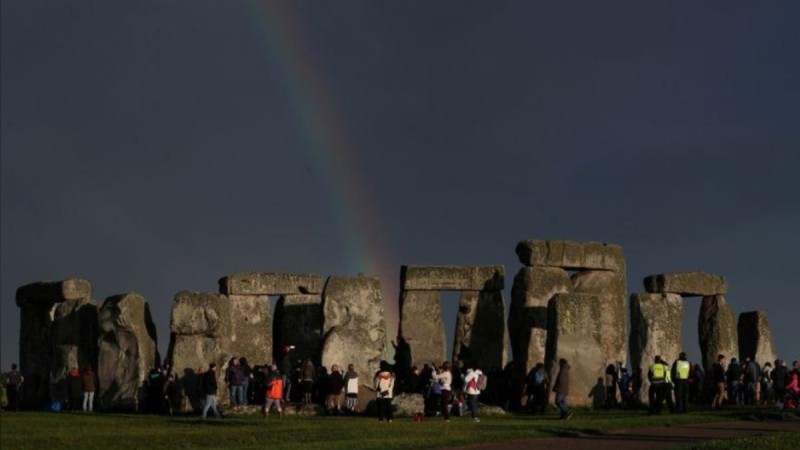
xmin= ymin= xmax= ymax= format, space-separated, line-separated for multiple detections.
xmin=399 ymin=265 xmax=507 ymax=369
xmin=13 ymin=241 xmax=779 ymax=413
xmin=511 ymin=240 xmax=627 ymax=375
xmin=738 ymin=311 xmax=777 ymax=365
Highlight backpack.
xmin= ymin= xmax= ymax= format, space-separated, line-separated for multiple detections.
xmin=476 ymin=373 xmax=488 ymax=391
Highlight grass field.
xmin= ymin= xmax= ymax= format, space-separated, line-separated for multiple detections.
xmin=1 ymin=408 xmax=797 ymax=450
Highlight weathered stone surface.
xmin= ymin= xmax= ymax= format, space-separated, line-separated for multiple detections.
xmin=17 ymin=302 xmax=56 ymax=408
xmin=16 ymin=278 xmax=92 ymax=306
xmin=167 ymin=291 xmax=232 ymax=410
xmin=644 ymin=272 xmax=728 ymax=296
xmin=219 ymin=272 xmax=324 ymax=295
xmin=273 ymin=294 xmax=323 ymax=364
xmin=389 ymin=393 xmax=424 ymax=416
xmin=545 ymin=293 xmax=607 ymax=407
xmin=228 ymin=294 xmax=271 ymax=364
xmin=321 ymin=276 xmax=387 ymax=411
xmin=572 ymin=270 xmax=628 ymax=367
xmin=97 ymin=293 xmax=158 ymax=410
xmin=400 ymin=290 xmax=446 ymax=367
xmin=453 ymin=290 xmax=507 ymax=370
xmin=170 ymin=291 xmax=231 ymax=337
xmin=515 ymin=240 xmax=625 ymax=271
xmin=400 ymin=265 xmax=504 ymax=291
xmin=15 ymin=278 xmax=94 ymax=408
xmin=738 ymin=311 xmax=777 ymax=366
xmin=698 ymin=295 xmax=739 ymax=375
xmin=50 ymin=298 xmax=100 ymax=402
xmin=629 ymin=293 xmax=684 ymax=403
xmin=508 ymin=266 xmax=572 ymax=372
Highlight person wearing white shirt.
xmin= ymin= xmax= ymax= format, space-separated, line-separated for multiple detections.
xmin=433 ymin=361 xmax=453 ymax=422
xmin=464 ymin=366 xmax=483 ymax=422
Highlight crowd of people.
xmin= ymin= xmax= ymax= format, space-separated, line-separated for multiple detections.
xmin=2 ymin=342 xmax=798 ymax=423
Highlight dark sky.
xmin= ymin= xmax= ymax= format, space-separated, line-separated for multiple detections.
xmin=2 ymin=1 xmax=799 ymax=369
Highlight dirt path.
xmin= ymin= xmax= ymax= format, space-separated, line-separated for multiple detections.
xmin=447 ymin=420 xmax=800 ymax=450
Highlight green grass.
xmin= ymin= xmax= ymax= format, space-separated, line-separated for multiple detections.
xmin=683 ymin=431 xmax=800 ymax=450
xmin=0 ymin=408 xmax=794 ymax=450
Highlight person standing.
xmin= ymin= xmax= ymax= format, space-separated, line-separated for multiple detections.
xmin=5 ymin=364 xmax=23 ymax=411
xmin=553 ymin=358 xmax=572 ymax=420
xmin=163 ymin=374 xmax=180 ymax=415
xmin=672 ymin=353 xmax=691 ymax=413
xmin=761 ymin=362 xmax=773 ymax=405
xmin=464 ymin=364 xmax=483 ymax=422
xmin=280 ymin=346 xmax=295 ymax=402
xmin=374 ymin=361 xmax=395 ymax=423
xmin=201 ymin=363 xmax=222 ymax=419
xmin=647 ymin=356 xmax=670 ymax=415
xmin=604 ymin=363 xmax=619 ymax=409
xmin=81 ymin=367 xmax=96 ymax=412
xmin=344 ymin=364 xmax=359 ymax=413
xmin=726 ymin=357 xmax=742 ymax=405
xmin=263 ymin=365 xmax=284 ymax=419
xmin=301 ymin=358 xmax=316 ymax=404
xmin=712 ymin=354 xmax=728 ymax=409
xmin=433 ymin=361 xmax=453 ymax=422
xmin=67 ymin=368 xmax=83 ymax=411
xmin=225 ymin=357 xmax=245 ymax=406
xmin=326 ymin=364 xmax=345 ymax=414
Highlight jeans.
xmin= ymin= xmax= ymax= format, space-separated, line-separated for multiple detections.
xmin=202 ymin=395 xmax=221 ymax=419
xmin=282 ymin=375 xmax=292 ymax=402
xmin=242 ymin=379 xmax=250 ymax=405
xmin=555 ymin=393 xmax=569 ymax=418
xmin=377 ymin=397 xmax=393 ymax=421
xmin=441 ymin=390 xmax=452 ymax=420
xmin=83 ymin=392 xmax=95 ymax=412
xmin=467 ymin=394 xmax=479 ymax=419
xmin=229 ymin=385 xmax=244 ymax=406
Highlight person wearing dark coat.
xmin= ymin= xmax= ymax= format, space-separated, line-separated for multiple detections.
xmin=552 ymin=358 xmax=571 ymax=420
xmin=201 ymin=363 xmax=222 ymax=419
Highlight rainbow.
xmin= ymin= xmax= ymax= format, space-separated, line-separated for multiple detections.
xmin=244 ymin=1 xmax=400 ymax=344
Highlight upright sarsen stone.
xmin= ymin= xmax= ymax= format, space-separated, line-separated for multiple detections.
xmin=16 ymin=279 xmax=93 ymax=408
xmin=321 ymin=276 xmax=387 ymax=410
xmin=400 ymin=290 xmax=446 ymax=367
xmin=572 ymin=270 xmax=627 ymax=367
xmin=508 ymin=267 xmax=572 ymax=372
xmin=453 ymin=290 xmax=507 ymax=370
xmin=228 ymin=294 xmax=272 ymax=365
xmin=274 ymin=294 xmax=323 ymax=364
xmin=50 ymin=298 xmax=100 ymax=402
xmin=545 ymin=293 xmax=606 ymax=407
xmin=698 ymin=295 xmax=739 ymax=375
xmin=738 ymin=311 xmax=777 ymax=366
xmin=629 ymin=293 xmax=684 ymax=403
xmin=166 ymin=291 xmax=232 ymax=411
xmin=97 ymin=293 xmax=158 ymax=410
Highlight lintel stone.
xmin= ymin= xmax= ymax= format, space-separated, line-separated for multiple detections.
xmin=644 ymin=272 xmax=727 ymax=296
xmin=400 ymin=265 xmax=504 ymax=291
xmin=218 ymin=272 xmax=324 ymax=295
xmin=515 ymin=240 xmax=624 ymax=271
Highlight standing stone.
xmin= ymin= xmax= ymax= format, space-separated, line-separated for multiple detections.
xmin=273 ymin=294 xmax=323 ymax=364
xmin=629 ymin=293 xmax=684 ymax=403
xmin=50 ymin=298 xmax=100 ymax=403
xmin=15 ymin=279 xmax=92 ymax=408
xmin=228 ymin=294 xmax=272 ymax=365
xmin=453 ymin=290 xmax=507 ymax=370
xmin=400 ymin=290 xmax=446 ymax=367
xmin=97 ymin=293 xmax=158 ymax=410
xmin=545 ymin=293 xmax=606 ymax=407
xmin=166 ymin=291 xmax=232 ymax=411
xmin=698 ymin=295 xmax=739 ymax=376
xmin=572 ymin=270 xmax=628 ymax=367
xmin=508 ymin=266 xmax=572 ymax=373
xmin=738 ymin=311 xmax=777 ymax=366
xmin=644 ymin=272 xmax=728 ymax=296
xmin=321 ymin=276 xmax=387 ymax=410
